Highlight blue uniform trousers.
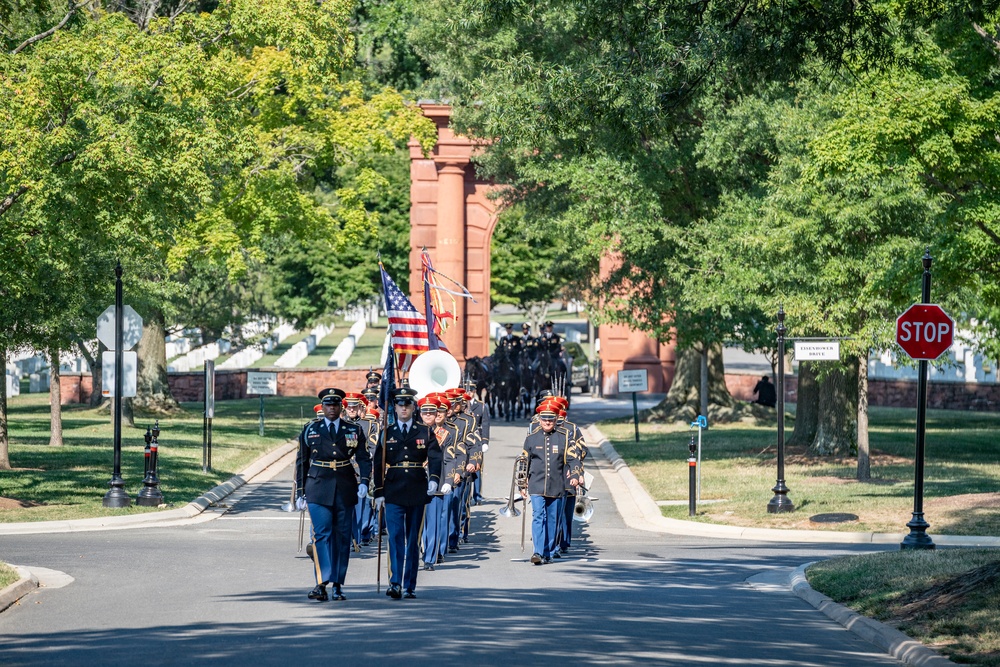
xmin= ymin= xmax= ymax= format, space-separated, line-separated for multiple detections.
xmin=308 ymin=501 xmax=352 ymax=586
xmin=458 ymin=476 xmax=474 ymax=540
xmin=446 ymin=481 xmax=464 ymax=550
xmin=354 ymin=497 xmax=375 ymax=544
xmin=473 ymin=469 xmax=483 ymax=505
xmin=530 ymin=495 xmax=561 ymax=558
xmin=421 ymin=494 xmax=448 ymax=564
xmin=560 ymin=491 xmax=575 ymax=551
xmin=385 ymin=503 xmax=424 ymax=592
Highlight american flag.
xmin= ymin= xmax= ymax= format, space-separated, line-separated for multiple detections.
xmin=380 ymin=263 xmax=447 ymax=371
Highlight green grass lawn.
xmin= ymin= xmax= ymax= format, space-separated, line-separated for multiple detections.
xmin=0 ymin=393 xmax=312 ymax=523
xmin=0 ymin=561 xmax=18 ymax=589
xmin=600 ymin=406 xmax=1000 ymax=536
xmin=296 ymin=330 xmax=341 ymax=369
xmin=250 ymin=330 xmax=311 ymax=368
xmin=808 ymin=549 xmax=1000 ymax=667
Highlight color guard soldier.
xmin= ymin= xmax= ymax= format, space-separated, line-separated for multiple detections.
xmin=373 ymin=387 xmax=442 ymax=599
xmin=519 ymin=402 xmax=583 ymax=565
xmin=295 ymin=388 xmax=372 ymax=601
xmin=365 ymin=369 xmax=382 ymax=393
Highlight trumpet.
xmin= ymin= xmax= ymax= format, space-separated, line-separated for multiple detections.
xmin=573 ymin=485 xmax=594 ymax=522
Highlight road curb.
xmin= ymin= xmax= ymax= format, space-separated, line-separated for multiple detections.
xmin=584 ymin=424 xmax=1000 ymax=547
xmin=0 ymin=566 xmax=38 ymax=613
xmin=789 ymin=564 xmax=957 ymax=666
xmin=0 ymin=440 xmax=298 ymax=535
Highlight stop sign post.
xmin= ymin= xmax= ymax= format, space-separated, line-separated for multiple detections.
xmin=896 ymin=251 xmax=946 ymax=551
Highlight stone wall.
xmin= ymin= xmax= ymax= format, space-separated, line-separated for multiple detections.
xmin=59 ymin=368 xmax=372 ymax=405
xmin=726 ymin=371 xmax=999 ymax=411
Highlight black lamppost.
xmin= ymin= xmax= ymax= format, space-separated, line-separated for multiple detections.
xmin=767 ymin=306 xmax=794 ymax=513
xmin=103 ymin=262 xmax=131 ymax=508
xmin=901 ymin=251 xmax=936 ymax=550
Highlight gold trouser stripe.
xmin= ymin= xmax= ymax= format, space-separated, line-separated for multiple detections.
xmin=310 ymin=522 xmax=323 ymax=585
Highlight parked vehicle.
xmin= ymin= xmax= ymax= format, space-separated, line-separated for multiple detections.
xmin=563 ymin=342 xmax=591 ymax=393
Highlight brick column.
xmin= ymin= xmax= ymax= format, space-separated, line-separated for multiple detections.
xmin=435 ymin=163 xmax=467 ymax=360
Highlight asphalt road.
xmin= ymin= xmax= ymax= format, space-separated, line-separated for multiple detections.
xmin=0 ymin=394 xmax=905 ymax=666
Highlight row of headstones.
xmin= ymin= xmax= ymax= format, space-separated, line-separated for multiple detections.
xmin=216 ymin=322 xmax=297 ymax=370
xmin=869 ymin=343 xmax=999 ymax=383
xmin=167 ymin=322 xmax=298 ymax=372
xmin=328 ymin=320 xmax=367 ymax=367
xmin=274 ymin=323 xmax=335 ymax=368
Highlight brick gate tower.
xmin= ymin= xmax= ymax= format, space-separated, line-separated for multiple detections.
xmin=407 ymin=104 xmax=673 ymax=393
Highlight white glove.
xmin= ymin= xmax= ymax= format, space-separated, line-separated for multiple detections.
xmin=440 ymin=483 xmax=452 ymax=495
xmin=374 ymin=497 xmax=385 ymax=511
xmin=357 ymin=484 xmax=368 ymax=499
xmin=482 ymin=443 xmax=489 ymax=452
xmin=295 ymin=495 xmax=307 ymax=511
xmin=427 ymin=480 xmax=438 ymax=495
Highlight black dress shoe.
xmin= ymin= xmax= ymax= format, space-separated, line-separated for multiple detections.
xmin=530 ymin=553 xmax=542 ymax=565
xmin=552 ymin=550 xmax=562 ymax=559
xmin=332 ymin=585 xmax=346 ymax=601
xmin=403 ymin=590 xmax=416 ymax=599
xmin=424 ymin=563 xmax=434 ymax=571
xmin=387 ymin=584 xmax=402 ymax=600
xmin=436 ymin=555 xmax=444 ymax=564
xmin=543 ymin=556 xmax=552 ymax=564
xmin=308 ymin=585 xmax=328 ymax=601
xmin=448 ymin=546 xmax=458 ymax=554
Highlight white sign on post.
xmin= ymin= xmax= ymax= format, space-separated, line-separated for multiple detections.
xmin=97 ymin=305 xmax=143 ymax=350
xmin=793 ymin=341 xmax=841 ymax=361
xmin=102 ymin=351 xmax=138 ymax=397
xmin=617 ymin=369 xmax=649 ymax=393
xmin=247 ymin=371 xmax=278 ymax=396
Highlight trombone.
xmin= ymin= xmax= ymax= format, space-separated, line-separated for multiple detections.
xmin=498 ymin=454 xmax=529 ymax=551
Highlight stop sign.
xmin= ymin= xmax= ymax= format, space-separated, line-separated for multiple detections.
xmin=896 ymin=304 xmax=954 ymax=360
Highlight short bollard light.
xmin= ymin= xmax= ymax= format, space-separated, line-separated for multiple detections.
xmin=688 ymin=432 xmax=698 ymax=517
xmin=137 ymin=420 xmax=164 ymax=507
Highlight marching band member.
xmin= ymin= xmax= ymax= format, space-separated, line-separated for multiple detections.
xmin=554 ymin=399 xmax=589 ymax=556
xmin=447 ymin=388 xmax=481 ymax=547
xmin=295 ymin=388 xmax=372 ymax=602
xmin=520 ymin=402 xmax=583 ymax=565
xmin=465 ymin=382 xmax=490 ymax=505
xmin=344 ymin=392 xmax=380 ymax=547
xmin=373 ymin=387 xmax=442 ymax=599
xmin=419 ymin=396 xmax=459 ymax=570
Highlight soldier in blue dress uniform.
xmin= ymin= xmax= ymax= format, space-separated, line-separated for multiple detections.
xmin=373 ymin=386 xmax=442 ymax=599
xmin=418 ymin=396 xmax=459 ymax=570
xmin=344 ymin=392 xmax=378 ymax=547
xmin=520 ymin=402 xmax=583 ymax=565
xmin=295 ymin=387 xmax=372 ymax=601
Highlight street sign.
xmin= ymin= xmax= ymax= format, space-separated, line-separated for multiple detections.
xmin=793 ymin=341 xmax=840 ymax=361
xmin=97 ymin=305 xmax=143 ymax=351
xmin=896 ymin=304 xmax=954 ymax=360
xmin=617 ymin=369 xmax=648 ymax=393
xmin=247 ymin=371 xmax=277 ymax=396
xmin=101 ymin=351 xmax=137 ymax=397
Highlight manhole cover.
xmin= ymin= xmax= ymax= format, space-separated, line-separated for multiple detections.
xmin=809 ymin=513 xmax=859 ymax=524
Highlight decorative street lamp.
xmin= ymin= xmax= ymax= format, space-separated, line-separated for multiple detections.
xmin=767 ymin=306 xmax=794 ymax=513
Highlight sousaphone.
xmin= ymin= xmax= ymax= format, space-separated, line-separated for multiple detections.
xmin=408 ymin=349 xmax=462 ymax=398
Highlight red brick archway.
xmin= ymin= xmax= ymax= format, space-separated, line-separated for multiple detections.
xmin=407 ymin=104 xmax=674 ymax=393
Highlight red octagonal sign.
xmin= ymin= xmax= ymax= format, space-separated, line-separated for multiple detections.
xmin=896 ymin=304 xmax=954 ymax=360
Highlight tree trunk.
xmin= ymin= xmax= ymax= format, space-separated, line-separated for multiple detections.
xmin=787 ymin=361 xmax=818 ymax=448
xmin=77 ymin=340 xmax=107 ymax=409
xmin=809 ymin=359 xmax=858 ymax=456
xmin=48 ymin=347 xmax=63 ymax=446
xmin=132 ymin=307 xmax=181 ymax=415
xmin=0 ymin=343 xmax=10 ymax=470
xmin=857 ymin=354 xmax=870 ymax=481
xmin=648 ymin=343 xmax=737 ymax=423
